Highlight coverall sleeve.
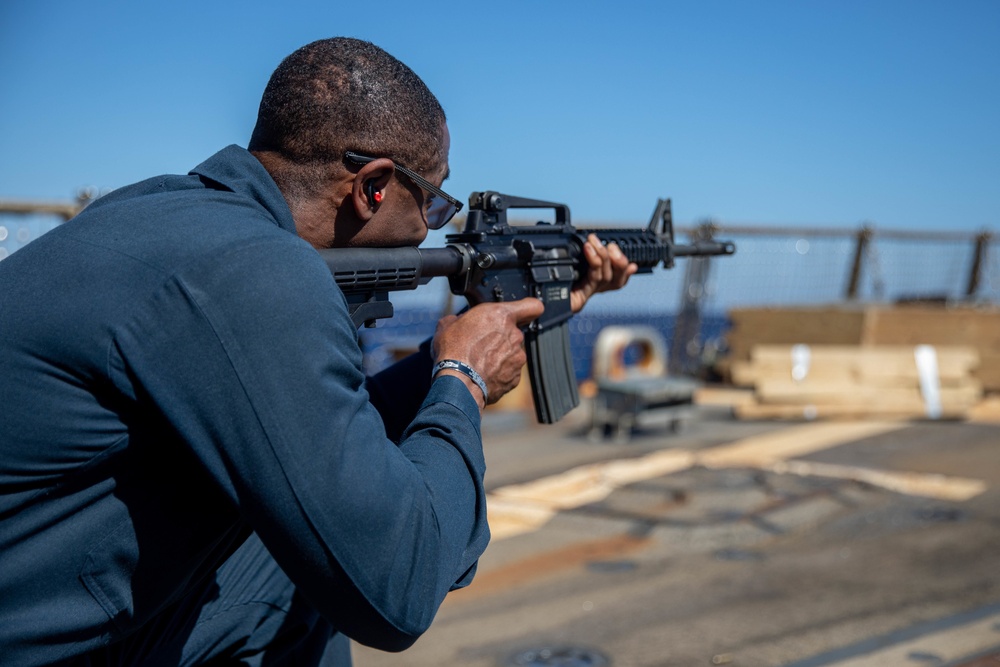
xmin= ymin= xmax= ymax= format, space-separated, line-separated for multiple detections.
xmin=366 ymin=338 xmax=435 ymax=443
xmin=111 ymin=238 xmax=489 ymax=651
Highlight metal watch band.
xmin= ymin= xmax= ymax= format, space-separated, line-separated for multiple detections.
xmin=432 ymin=359 xmax=488 ymax=404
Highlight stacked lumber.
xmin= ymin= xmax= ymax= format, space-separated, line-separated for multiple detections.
xmin=731 ymin=344 xmax=982 ymax=420
xmin=860 ymin=306 xmax=1000 ymax=391
xmin=726 ymin=305 xmax=1000 ymax=392
xmin=727 ymin=307 xmax=866 ymax=362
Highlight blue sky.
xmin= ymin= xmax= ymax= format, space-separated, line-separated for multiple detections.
xmin=1 ymin=0 xmax=998 ymax=231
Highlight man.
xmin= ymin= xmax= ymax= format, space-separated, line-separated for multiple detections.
xmin=0 ymin=38 xmax=636 ymax=665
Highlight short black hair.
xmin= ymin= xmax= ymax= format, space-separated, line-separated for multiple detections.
xmin=249 ymin=38 xmax=446 ymax=176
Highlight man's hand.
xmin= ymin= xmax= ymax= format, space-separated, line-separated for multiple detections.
xmin=571 ymin=233 xmax=638 ymax=313
xmin=432 ymin=298 xmax=545 ymax=409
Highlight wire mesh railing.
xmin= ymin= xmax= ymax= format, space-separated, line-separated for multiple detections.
xmin=1 ymin=202 xmax=994 ymax=381
xmin=685 ymin=224 xmax=994 ymax=311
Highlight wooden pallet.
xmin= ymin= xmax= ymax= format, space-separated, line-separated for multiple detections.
xmin=731 ymin=344 xmax=981 ymax=420
xmin=726 ymin=304 xmax=1000 ymax=391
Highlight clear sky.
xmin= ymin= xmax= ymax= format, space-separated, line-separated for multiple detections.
xmin=1 ymin=0 xmax=998 ymax=231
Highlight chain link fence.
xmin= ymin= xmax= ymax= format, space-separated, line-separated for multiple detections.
xmin=703 ymin=225 xmax=996 ymax=309
xmin=636 ymin=224 xmax=996 ymax=379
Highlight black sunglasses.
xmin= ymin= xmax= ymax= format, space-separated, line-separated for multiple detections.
xmin=344 ymin=151 xmax=463 ymax=230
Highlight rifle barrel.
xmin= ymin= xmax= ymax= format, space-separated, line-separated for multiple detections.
xmin=674 ymin=240 xmax=736 ymax=257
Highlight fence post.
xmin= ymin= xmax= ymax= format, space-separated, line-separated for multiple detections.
xmin=668 ymin=221 xmax=716 ymax=377
xmin=966 ymin=231 xmax=992 ymax=299
xmin=845 ymin=225 xmax=873 ymax=300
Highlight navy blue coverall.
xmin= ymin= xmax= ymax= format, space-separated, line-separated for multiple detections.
xmin=0 ymin=146 xmax=489 ymax=665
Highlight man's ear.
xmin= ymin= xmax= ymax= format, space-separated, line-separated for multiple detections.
xmin=350 ymin=158 xmax=394 ymax=221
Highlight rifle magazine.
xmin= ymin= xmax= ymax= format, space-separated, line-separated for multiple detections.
xmin=526 ymin=322 xmax=580 ymax=424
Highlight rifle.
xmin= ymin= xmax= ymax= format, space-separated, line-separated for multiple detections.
xmin=318 ymin=192 xmax=735 ymax=424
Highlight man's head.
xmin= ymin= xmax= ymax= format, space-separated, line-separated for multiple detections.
xmin=249 ymin=38 xmax=452 ymax=248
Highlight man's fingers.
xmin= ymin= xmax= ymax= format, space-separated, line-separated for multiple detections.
xmin=587 ymin=234 xmax=614 ymax=283
xmin=507 ymin=297 xmax=545 ymax=326
xmin=432 ymin=298 xmax=545 ymax=406
xmin=608 ymin=242 xmax=638 ymax=288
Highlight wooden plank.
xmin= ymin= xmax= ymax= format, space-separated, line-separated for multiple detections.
xmin=976 ymin=350 xmax=1000 ymax=392
xmin=860 ymin=307 xmax=1000 ymax=392
xmin=862 ymin=305 xmax=1000 ymax=348
xmin=726 ymin=305 xmax=1000 ymax=391
xmin=737 ymin=364 xmax=970 ymax=389
xmin=734 ymin=401 xmax=971 ymax=421
xmin=968 ymin=394 xmax=1000 ymax=423
xmin=750 ymin=344 xmax=978 ymax=370
xmin=726 ymin=305 xmax=1000 ymax=349
xmin=754 ymin=380 xmax=981 ymax=407
xmin=743 ymin=345 xmax=979 ymax=384
xmin=727 ymin=306 xmax=867 ymax=360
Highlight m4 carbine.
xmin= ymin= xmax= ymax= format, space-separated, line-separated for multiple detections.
xmin=318 ymin=192 xmax=735 ymax=424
